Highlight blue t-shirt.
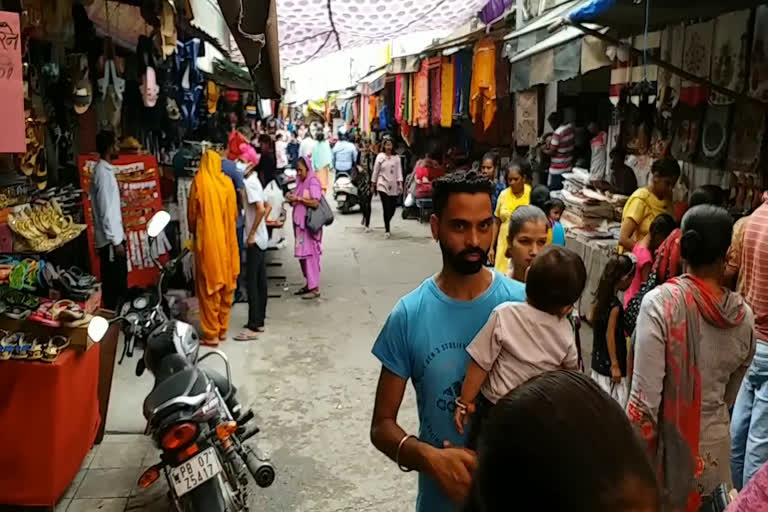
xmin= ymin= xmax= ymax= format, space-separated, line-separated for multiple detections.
xmin=372 ymin=270 xmax=525 ymax=512
xmin=551 ymin=221 xmax=566 ymax=246
xmin=222 ymin=159 xmax=245 ymax=230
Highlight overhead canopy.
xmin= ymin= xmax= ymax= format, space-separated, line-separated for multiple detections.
xmin=217 ymin=0 xmax=281 ymax=99
xmin=277 ymin=0 xmax=488 ymax=67
xmin=568 ymin=0 xmax=767 ymax=35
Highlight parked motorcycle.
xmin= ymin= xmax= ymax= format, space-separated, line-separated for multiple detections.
xmin=275 ymin=168 xmax=297 ymax=195
xmin=333 ymin=170 xmax=359 ymax=214
xmin=88 ymin=211 xmax=275 ymax=512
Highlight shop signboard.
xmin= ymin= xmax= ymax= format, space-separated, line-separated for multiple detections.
xmin=0 ymin=11 xmax=24 ymax=153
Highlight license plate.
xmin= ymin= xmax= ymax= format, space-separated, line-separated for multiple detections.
xmin=336 ymin=194 xmax=346 ymax=201
xmin=170 ymin=448 xmax=222 ymax=496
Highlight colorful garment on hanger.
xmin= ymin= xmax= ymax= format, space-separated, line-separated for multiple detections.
xmin=415 ymin=60 xmax=429 ymax=128
xmin=681 ymin=21 xmax=714 ymax=107
xmin=710 ymin=10 xmax=750 ymax=105
xmin=369 ymin=96 xmax=377 ymax=129
xmin=440 ymin=56 xmax=455 ymax=128
xmin=407 ymin=74 xmax=414 ymax=125
xmin=470 ymin=39 xmax=497 ymax=132
xmin=430 ymin=65 xmax=441 ymax=127
xmin=750 ymin=6 xmax=768 ymax=101
xmin=395 ymin=75 xmax=404 ymax=123
xmin=455 ymin=49 xmax=472 ymax=116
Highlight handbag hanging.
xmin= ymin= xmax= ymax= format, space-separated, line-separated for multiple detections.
xmin=305 ymin=196 xmax=334 ymax=233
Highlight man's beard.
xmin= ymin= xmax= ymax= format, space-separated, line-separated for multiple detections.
xmin=439 ymin=241 xmax=488 ymax=275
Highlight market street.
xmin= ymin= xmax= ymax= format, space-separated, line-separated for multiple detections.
xmin=61 ymin=196 xmax=595 ymax=512
xmin=68 ymin=199 xmax=432 ymax=511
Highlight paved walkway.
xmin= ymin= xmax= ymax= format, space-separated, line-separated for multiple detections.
xmin=58 ymin=197 xmax=594 ymax=511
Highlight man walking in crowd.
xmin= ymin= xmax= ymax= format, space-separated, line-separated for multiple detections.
xmin=731 ymin=195 xmax=768 ymax=490
xmin=544 ymin=111 xmax=574 ymax=191
xmin=332 ymin=131 xmax=358 ymax=176
xmin=234 ymin=165 xmax=272 ymax=342
xmin=92 ymin=130 xmax=127 ymax=310
xmin=299 ymin=124 xmax=316 ymax=159
xmin=370 ymin=170 xmax=525 ymax=511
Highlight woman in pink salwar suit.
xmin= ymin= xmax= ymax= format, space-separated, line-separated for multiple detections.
xmin=289 ymin=156 xmax=323 ymax=299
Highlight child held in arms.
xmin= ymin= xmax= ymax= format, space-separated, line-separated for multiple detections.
xmin=454 ymin=246 xmax=587 ymax=448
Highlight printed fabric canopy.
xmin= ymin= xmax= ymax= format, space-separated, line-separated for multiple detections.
xmin=277 ymin=0 xmax=489 ymax=67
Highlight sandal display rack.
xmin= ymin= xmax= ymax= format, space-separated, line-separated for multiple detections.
xmin=78 ymin=153 xmax=168 ymax=288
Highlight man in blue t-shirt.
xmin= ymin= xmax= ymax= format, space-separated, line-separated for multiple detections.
xmin=370 ymin=170 xmax=526 ymax=512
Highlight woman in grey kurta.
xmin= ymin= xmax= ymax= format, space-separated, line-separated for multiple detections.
xmin=627 ymin=205 xmax=755 ymax=511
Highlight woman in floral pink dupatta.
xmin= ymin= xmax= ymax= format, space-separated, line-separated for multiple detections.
xmin=627 ymin=205 xmax=755 ymax=512
xmin=287 ymin=156 xmax=323 ymax=299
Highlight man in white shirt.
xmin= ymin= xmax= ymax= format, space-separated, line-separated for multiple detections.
xmin=298 ymin=129 xmax=316 ymax=160
xmin=91 ymin=130 xmax=127 ymax=310
xmin=235 ymin=168 xmax=272 ymax=341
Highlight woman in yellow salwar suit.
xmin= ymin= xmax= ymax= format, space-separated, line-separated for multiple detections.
xmin=188 ymin=150 xmax=240 ymax=345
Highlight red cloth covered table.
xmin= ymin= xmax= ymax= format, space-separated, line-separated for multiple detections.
xmin=0 ymin=346 xmax=101 ymax=506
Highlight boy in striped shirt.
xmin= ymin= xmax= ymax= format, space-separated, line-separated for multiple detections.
xmin=544 ymin=111 xmax=574 ymax=191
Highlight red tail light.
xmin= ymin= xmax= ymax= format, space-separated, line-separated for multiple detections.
xmin=161 ymin=422 xmax=198 ymax=450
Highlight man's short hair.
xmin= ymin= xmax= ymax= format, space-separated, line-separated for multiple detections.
xmin=526 ymin=246 xmax=587 ymax=315
xmin=432 ymin=170 xmax=494 ymax=216
xmin=651 ymin=158 xmax=681 ymax=179
xmin=96 ymin=130 xmax=115 ymax=157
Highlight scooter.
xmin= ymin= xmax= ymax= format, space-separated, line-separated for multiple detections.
xmin=333 ymin=169 xmax=359 ymax=214
xmin=88 ymin=211 xmax=274 ymax=512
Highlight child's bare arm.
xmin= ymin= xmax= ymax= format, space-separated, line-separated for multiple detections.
xmin=606 ymin=306 xmax=622 ymax=382
xmin=454 ymin=359 xmax=489 ymax=434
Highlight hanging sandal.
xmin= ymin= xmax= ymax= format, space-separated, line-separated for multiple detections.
xmin=11 ymin=333 xmax=30 ymax=360
xmin=0 ymin=331 xmax=13 ymax=361
xmin=42 ymin=335 xmax=70 ymax=363
xmin=27 ymin=337 xmax=43 ymax=360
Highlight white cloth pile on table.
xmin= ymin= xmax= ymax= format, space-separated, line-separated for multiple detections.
xmin=556 ymin=169 xmax=626 ymax=238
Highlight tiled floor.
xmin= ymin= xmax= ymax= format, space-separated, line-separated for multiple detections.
xmin=56 ymin=435 xmax=171 ymax=512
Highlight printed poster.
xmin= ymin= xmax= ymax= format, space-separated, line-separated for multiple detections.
xmin=0 ymin=12 xmax=24 ymax=153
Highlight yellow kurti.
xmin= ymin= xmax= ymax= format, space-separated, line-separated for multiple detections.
xmin=494 ymin=184 xmax=531 ymax=275
xmin=620 ymin=187 xmax=671 ymax=254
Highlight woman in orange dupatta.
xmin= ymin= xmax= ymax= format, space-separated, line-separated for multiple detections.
xmin=188 ymin=150 xmax=240 ymax=345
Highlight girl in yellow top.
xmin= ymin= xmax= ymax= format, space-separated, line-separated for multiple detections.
xmin=618 ymin=159 xmax=680 ymax=254
xmin=491 ymin=161 xmax=531 ymax=274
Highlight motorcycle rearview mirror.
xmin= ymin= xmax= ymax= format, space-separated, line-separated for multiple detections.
xmin=87 ymin=316 xmax=109 ymax=343
xmin=147 ymin=210 xmax=170 ymax=238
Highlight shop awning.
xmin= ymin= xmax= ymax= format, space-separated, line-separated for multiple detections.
xmin=387 ymin=55 xmax=421 ymax=74
xmin=358 ymin=66 xmax=388 ymax=95
xmin=567 ymin=0 xmax=766 ymax=35
xmin=505 ymin=9 xmax=610 ymax=91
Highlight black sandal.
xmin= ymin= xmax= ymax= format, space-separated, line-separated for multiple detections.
xmin=293 ymin=287 xmax=310 ymax=296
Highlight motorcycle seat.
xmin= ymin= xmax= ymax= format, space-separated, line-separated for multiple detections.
xmin=143 ymin=366 xmax=208 ymax=420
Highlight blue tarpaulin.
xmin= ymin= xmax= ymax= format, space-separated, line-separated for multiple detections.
xmin=568 ymin=0 xmax=617 ymax=22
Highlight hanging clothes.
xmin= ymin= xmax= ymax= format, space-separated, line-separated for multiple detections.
xmin=454 ymin=49 xmax=473 ymax=117
xmin=369 ymin=95 xmax=377 ymax=130
xmin=441 ymin=56 xmax=455 ymax=128
xmin=395 ymin=75 xmax=404 ymax=123
xmin=415 ymin=60 xmax=429 ymax=128
xmin=407 ymin=73 xmax=415 ymax=126
xmin=470 ymin=39 xmax=498 ymax=133
xmin=430 ymin=63 xmax=442 ymax=127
